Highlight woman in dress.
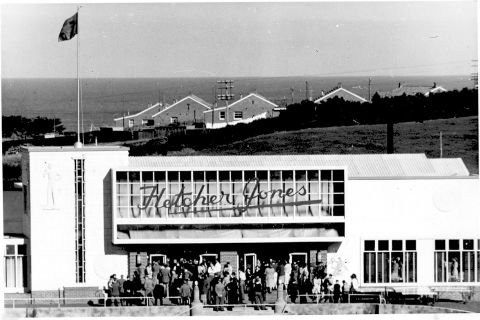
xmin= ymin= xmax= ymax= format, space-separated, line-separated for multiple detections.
xmin=391 ymin=258 xmax=400 ymax=282
xmin=264 ymin=264 xmax=276 ymax=293
xmin=451 ymin=257 xmax=459 ymax=281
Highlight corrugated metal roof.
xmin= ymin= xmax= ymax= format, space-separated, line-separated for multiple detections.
xmin=125 ymin=154 xmax=470 ymax=178
xmin=428 ymin=158 xmax=470 ymax=177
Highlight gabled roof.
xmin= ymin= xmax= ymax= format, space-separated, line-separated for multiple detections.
xmin=204 ymin=93 xmax=278 ymax=113
xmin=113 ymin=102 xmax=161 ymax=121
xmin=126 ymin=153 xmax=470 ymax=178
xmin=314 ymin=87 xmax=367 ymax=103
xmin=151 ymin=95 xmax=212 ymax=118
xmin=379 ymin=85 xmax=447 ymax=98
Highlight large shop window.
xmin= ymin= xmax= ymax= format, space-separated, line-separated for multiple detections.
xmin=115 ymin=169 xmax=345 ymax=220
xmin=4 ymin=244 xmax=27 ymax=288
xmin=363 ymin=240 xmax=417 ymax=284
xmin=434 ymin=239 xmax=479 ymax=283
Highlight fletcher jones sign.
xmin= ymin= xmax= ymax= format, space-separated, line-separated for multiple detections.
xmin=131 ymin=178 xmax=323 ymax=217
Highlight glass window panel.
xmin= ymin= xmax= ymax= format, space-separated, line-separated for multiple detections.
xmin=449 ymin=239 xmax=460 ymax=250
xmin=270 ymin=170 xmax=281 ymax=181
xmin=168 ymin=171 xmax=179 ymax=182
xmin=154 ymin=171 xmax=165 ymax=182
xmin=230 ymin=171 xmax=241 ymax=181
xmin=377 ymin=252 xmax=389 ymax=283
xmin=244 ymin=171 xmax=255 ymax=181
xmin=463 ymin=239 xmax=474 ymax=250
xmin=406 ymin=240 xmax=416 ymax=251
xmin=392 ymin=240 xmax=403 ymax=251
xmin=308 ymin=204 xmax=320 ymax=217
xmin=118 ymin=196 xmax=129 ymax=206
xmin=434 ymin=251 xmax=446 ymax=282
xmin=283 ymin=170 xmax=293 ymax=181
xmin=477 ymin=252 xmax=480 ymax=283
xmin=17 ymin=245 xmax=27 ymax=256
xmin=391 ymin=252 xmax=403 ymax=282
xmin=16 ymin=256 xmax=24 ymax=288
xmin=332 ymin=170 xmax=344 ymax=181
xmin=206 ymin=171 xmax=217 ymax=182
xmin=333 ymin=182 xmax=344 ymax=193
xmin=180 ymin=171 xmax=191 ymax=182
xmin=320 ymin=170 xmax=331 ymax=181
xmin=117 ymin=207 xmax=129 ymax=218
xmin=364 ymin=252 xmax=376 ymax=283
xmin=365 ymin=240 xmax=375 ymax=251
xmin=295 ymin=170 xmax=306 ymax=181
xmin=193 ymin=171 xmax=204 ymax=181
xmin=219 ymin=171 xmax=229 ymax=181
xmin=378 ymin=240 xmax=389 ymax=251
xmin=435 ymin=240 xmax=446 ymax=250
xmin=130 ymin=183 xmax=141 ymax=195
xmin=333 ymin=205 xmax=345 ymax=216
xmin=307 ymin=170 xmax=318 ymax=180
xmin=406 ymin=252 xmax=417 ymax=283
xmin=5 ymin=256 xmax=15 ymax=287
xmin=334 ymin=194 xmax=344 ymax=205
xmin=142 ymin=171 xmax=153 ymax=182
xmin=257 ymin=170 xmax=268 ymax=180
xmin=6 ymin=245 xmax=15 ymax=255
xmin=129 ymin=171 xmax=140 ymax=182
xmin=447 ymin=252 xmax=460 ymax=282
xmin=116 ymin=171 xmax=128 ymax=182
xmin=462 ymin=251 xmax=475 ymax=282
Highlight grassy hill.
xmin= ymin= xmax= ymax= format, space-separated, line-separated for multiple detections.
xmin=181 ymin=116 xmax=478 ymax=175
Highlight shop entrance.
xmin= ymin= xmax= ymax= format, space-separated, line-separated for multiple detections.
xmin=199 ymin=253 xmax=218 ymax=264
xmin=244 ymin=253 xmax=257 ymax=271
xmin=289 ymin=252 xmax=307 ymax=265
xmin=150 ymin=254 xmax=167 ymax=265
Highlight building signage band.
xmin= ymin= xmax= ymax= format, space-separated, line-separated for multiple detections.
xmin=135 ymin=177 xmax=320 ymax=217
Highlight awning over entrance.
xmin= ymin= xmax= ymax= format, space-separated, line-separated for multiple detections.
xmin=116 ymin=224 xmax=344 ymax=244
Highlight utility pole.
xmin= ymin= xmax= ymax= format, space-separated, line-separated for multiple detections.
xmin=440 ymin=131 xmax=443 ymax=158
xmin=368 ymin=78 xmax=372 ymax=102
xmin=217 ymin=80 xmax=235 ymax=125
xmin=290 ymin=88 xmax=294 ymax=104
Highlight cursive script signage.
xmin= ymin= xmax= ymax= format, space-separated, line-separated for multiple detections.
xmin=129 ymin=178 xmax=323 ymax=218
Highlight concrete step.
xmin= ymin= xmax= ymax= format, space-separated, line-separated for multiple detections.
xmin=202 ymin=308 xmax=275 ymax=316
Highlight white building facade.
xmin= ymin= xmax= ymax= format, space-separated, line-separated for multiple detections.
xmin=5 ymin=147 xmax=480 ymax=297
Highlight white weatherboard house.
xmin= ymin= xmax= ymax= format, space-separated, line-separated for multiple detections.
xmin=4 ymin=146 xmax=480 ymax=301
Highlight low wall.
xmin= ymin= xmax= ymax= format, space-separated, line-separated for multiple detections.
xmin=9 ymin=306 xmax=190 ymax=318
xmin=284 ymin=303 xmax=470 ymax=315
xmin=285 ymin=303 xmax=378 ymax=315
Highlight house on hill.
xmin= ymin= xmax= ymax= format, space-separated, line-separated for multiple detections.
xmin=113 ymin=102 xmax=165 ymax=129
xmin=379 ymin=82 xmax=447 ymax=98
xmin=203 ymin=93 xmax=278 ymax=129
xmin=152 ymin=94 xmax=212 ymax=128
xmin=314 ymin=84 xmax=368 ymax=103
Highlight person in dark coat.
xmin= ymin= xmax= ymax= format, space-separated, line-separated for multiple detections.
xmin=226 ymin=273 xmax=239 ymax=310
xmin=253 ymin=276 xmax=267 ymax=310
xmin=333 ymin=280 xmax=341 ymax=303
xmin=153 ymin=275 xmax=164 ymax=306
xmin=214 ymin=278 xmax=225 ymax=311
xmin=123 ymin=276 xmax=133 ymax=306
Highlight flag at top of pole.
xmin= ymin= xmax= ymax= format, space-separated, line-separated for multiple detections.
xmin=58 ymin=13 xmax=78 ymax=42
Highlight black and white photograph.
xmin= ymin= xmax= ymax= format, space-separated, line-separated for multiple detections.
xmin=2 ymin=1 xmax=479 ymax=318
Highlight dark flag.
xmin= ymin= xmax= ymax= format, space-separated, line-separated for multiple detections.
xmin=58 ymin=13 xmax=78 ymax=42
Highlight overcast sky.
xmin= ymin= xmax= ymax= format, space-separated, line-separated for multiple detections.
xmin=1 ymin=1 xmax=477 ymax=78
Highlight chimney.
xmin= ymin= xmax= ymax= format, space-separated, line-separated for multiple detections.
xmin=387 ymin=122 xmax=394 ymax=154
xmin=433 ymin=82 xmax=437 ymax=88
xmin=398 ymin=82 xmax=402 ymax=88
xmin=321 ymin=90 xmax=325 ymax=97
xmin=337 ymin=82 xmax=342 ymax=88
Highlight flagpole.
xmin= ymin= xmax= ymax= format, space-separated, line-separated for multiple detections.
xmin=75 ymin=6 xmax=82 ymax=148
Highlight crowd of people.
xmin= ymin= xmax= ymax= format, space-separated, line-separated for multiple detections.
xmin=103 ymin=257 xmax=360 ymax=309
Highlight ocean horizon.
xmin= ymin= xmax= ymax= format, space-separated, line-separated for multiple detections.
xmin=2 ymin=75 xmax=474 ymax=131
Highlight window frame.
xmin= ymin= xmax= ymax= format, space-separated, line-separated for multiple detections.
xmin=362 ymin=239 xmax=417 ymax=285
xmin=233 ymin=111 xmax=243 ymax=120
xmin=219 ymin=111 xmax=226 ymax=120
xmin=434 ymin=239 xmax=478 ymax=283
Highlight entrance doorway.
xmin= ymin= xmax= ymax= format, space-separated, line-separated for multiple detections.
xmin=200 ymin=253 xmax=218 ymax=265
xmin=244 ymin=253 xmax=257 ymax=271
xmin=150 ymin=254 xmax=167 ymax=265
xmin=289 ymin=252 xmax=307 ymax=265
